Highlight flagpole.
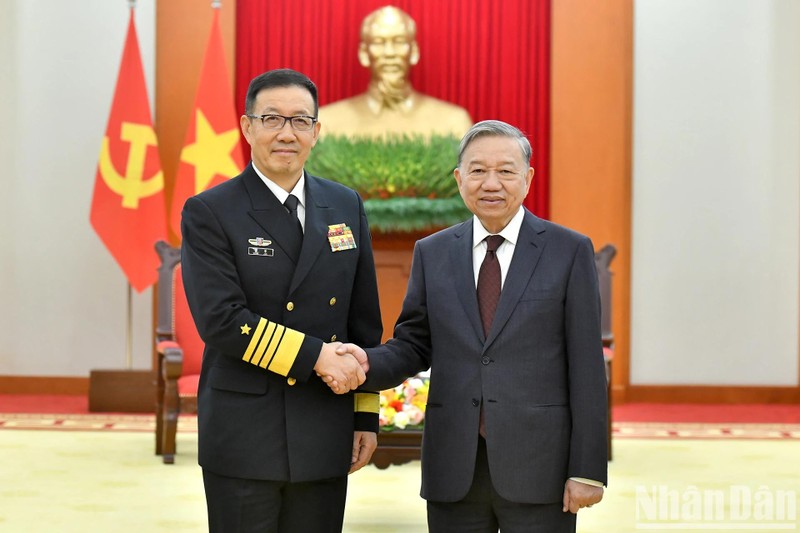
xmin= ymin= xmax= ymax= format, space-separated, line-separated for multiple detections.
xmin=126 ymin=283 xmax=133 ymax=369
xmin=126 ymin=0 xmax=135 ymax=371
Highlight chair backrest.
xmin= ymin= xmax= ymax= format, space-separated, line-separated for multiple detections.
xmin=594 ymin=244 xmax=617 ymax=348
xmin=155 ymin=240 xmax=204 ymax=376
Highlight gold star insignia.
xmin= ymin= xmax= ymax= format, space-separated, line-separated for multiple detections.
xmin=240 ymin=323 xmax=252 ymax=335
xmin=181 ymin=109 xmax=242 ymax=193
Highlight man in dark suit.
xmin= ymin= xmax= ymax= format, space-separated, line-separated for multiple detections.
xmin=332 ymin=120 xmax=608 ymax=532
xmin=180 ymin=68 xmax=383 ymax=533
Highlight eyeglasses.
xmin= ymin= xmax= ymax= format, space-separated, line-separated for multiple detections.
xmin=246 ymin=114 xmax=317 ymax=131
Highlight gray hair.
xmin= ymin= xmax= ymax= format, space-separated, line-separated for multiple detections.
xmin=457 ymin=120 xmax=532 ymax=168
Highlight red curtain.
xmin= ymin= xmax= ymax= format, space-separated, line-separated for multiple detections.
xmin=236 ymin=0 xmax=550 ymax=219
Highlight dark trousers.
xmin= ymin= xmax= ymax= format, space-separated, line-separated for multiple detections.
xmin=427 ymin=437 xmax=576 ymax=533
xmin=202 ymin=469 xmax=347 ymax=533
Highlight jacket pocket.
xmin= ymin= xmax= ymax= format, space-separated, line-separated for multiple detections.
xmin=519 ymin=289 xmax=562 ymax=302
xmin=208 ymin=362 xmax=268 ymax=395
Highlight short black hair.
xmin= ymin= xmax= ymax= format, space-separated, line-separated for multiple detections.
xmin=244 ymin=68 xmax=319 ymax=117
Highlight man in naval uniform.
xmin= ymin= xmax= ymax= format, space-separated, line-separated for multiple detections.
xmin=180 ymin=68 xmax=383 ymax=533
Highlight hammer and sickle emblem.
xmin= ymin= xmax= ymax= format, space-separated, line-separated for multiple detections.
xmin=98 ymin=122 xmax=164 ymax=209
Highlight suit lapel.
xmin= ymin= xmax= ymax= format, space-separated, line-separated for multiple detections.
xmin=244 ymin=166 xmax=302 ymax=262
xmin=483 ymin=210 xmax=547 ymax=353
xmin=289 ymin=176 xmax=327 ymax=294
xmin=450 ymin=219 xmax=485 ymax=343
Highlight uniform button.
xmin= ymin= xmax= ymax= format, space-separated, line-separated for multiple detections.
xmin=481 ymin=356 xmax=491 ymax=365
xmin=287 ymin=377 xmax=296 ymax=386
xmin=329 ymin=297 xmax=337 ymax=306
xmin=472 ymin=398 xmax=480 ymax=407
xmin=286 ymin=302 xmax=294 ymax=311
xmin=330 ymin=334 xmax=337 ymax=342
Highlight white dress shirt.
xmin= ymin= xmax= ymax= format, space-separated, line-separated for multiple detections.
xmin=471 ymin=207 xmax=525 ymax=289
xmin=251 ymin=163 xmax=306 ymax=232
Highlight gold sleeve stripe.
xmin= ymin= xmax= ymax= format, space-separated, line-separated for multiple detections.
xmin=268 ymin=327 xmax=304 ymax=376
xmin=251 ymin=321 xmax=277 ymax=367
xmin=354 ymin=393 xmax=380 ymax=414
xmin=242 ymin=318 xmax=268 ymax=363
xmin=259 ymin=324 xmax=285 ymax=369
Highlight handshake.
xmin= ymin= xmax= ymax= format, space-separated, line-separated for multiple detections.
xmin=313 ymin=342 xmax=369 ymax=394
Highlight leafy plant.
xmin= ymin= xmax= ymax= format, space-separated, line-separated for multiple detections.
xmin=306 ymin=134 xmax=471 ymax=232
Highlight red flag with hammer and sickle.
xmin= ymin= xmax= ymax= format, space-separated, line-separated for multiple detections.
xmin=170 ymin=8 xmax=245 ymax=240
xmin=90 ymin=8 xmax=166 ymax=292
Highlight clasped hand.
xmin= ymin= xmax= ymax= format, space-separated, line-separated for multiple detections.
xmin=314 ymin=342 xmax=369 ymax=394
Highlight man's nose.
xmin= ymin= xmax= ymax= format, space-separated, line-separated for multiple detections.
xmin=482 ymin=171 xmax=502 ymax=189
xmin=275 ymin=121 xmax=296 ymax=139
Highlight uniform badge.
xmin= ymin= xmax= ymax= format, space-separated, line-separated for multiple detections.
xmin=248 ymin=237 xmax=274 ymax=257
xmin=327 ymin=223 xmax=357 ymax=252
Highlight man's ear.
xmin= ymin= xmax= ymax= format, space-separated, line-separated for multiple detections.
xmin=310 ymin=120 xmax=321 ymax=147
xmin=524 ymin=166 xmax=534 ymax=194
xmin=454 ymin=167 xmax=463 ymax=189
xmin=240 ymin=115 xmax=253 ymax=144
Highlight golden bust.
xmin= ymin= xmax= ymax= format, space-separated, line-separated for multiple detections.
xmin=319 ymin=6 xmax=473 ymax=139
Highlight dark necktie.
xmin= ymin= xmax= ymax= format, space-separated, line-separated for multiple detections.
xmin=477 ymin=235 xmax=504 ymax=336
xmin=284 ymin=194 xmax=303 ymax=236
xmin=476 ymin=234 xmax=503 ymax=438
xmin=283 ymin=194 xmax=303 ymax=261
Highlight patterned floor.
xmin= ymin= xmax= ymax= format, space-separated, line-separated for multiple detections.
xmin=2 ymin=412 xmax=800 ymax=440
xmin=1 ymin=429 xmax=798 ymax=532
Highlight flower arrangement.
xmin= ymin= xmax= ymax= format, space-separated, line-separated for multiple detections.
xmin=379 ymin=376 xmax=430 ymax=431
xmin=305 ymin=134 xmax=472 ymax=233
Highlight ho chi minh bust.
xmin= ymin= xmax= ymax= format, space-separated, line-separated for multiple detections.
xmin=319 ymin=6 xmax=473 ymax=139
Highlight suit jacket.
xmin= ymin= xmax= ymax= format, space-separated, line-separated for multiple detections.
xmin=181 ymin=164 xmax=382 ymax=483
xmin=365 ymin=209 xmax=608 ymax=503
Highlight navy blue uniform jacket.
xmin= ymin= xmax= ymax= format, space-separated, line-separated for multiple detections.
xmin=181 ymin=164 xmax=382 ymax=482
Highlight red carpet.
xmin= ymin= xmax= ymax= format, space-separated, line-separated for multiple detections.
xmin=613 ymin=402 xmax=800 ymax=424
xmin=0 ymin=394 xmax=90 ymax=414
xmin=2 ymin=395 xmax=800 ymax=422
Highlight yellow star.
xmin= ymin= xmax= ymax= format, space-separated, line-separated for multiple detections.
xmin=240 ymin=323 xmax=252 ymax=335
xmin=181 ymin=109 xmax=241 ymax=193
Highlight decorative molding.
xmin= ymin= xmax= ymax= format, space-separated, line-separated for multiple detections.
xmin=0 ymin=376 xmax=89 ymax=395
xmin=624 ymin=385 xmax=800 ymax=404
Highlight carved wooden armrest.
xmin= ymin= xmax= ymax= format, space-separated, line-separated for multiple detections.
xmin=156 ymin=340 xmax=184 ymax=380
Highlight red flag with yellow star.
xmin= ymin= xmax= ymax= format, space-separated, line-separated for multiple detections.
xmin=170 ymin=9 xmax=245 ymax=240
xmin=90 ymin=8 xmax=166 ymax=292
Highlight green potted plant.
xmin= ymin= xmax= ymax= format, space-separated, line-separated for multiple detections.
xmin=305 ymin=134 xmax=471 ymax=233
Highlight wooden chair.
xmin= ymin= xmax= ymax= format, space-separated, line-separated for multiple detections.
xmin=594 ymin=243 xmax=617 ymax=460
xmin=154 ymin=240 xmax=202 ymax=464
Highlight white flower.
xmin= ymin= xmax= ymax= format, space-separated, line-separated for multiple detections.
xmin=408 ymin=378 xmax=425 ymax=390
xmin=393 ymin=411 xmax=410 ymax=429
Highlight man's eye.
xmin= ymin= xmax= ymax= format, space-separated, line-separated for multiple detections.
xmin=292 ymin=117 xmax=313 ymax=128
